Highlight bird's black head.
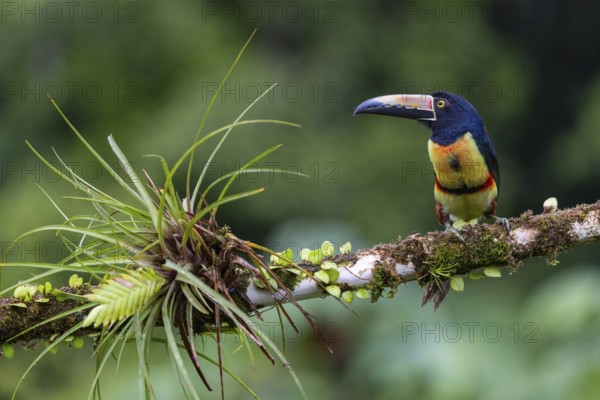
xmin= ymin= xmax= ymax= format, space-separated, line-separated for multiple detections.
xmin=354 ymin=91 xmax=485 ymax=145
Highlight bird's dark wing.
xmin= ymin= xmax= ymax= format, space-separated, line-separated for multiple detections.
xmin=475 ymin=130 xmax=500 ymax=193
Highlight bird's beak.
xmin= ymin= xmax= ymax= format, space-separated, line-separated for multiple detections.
xmin=354 ymin=94 xmax=436 ymax=121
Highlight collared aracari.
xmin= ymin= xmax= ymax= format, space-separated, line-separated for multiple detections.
xmin=354 ymin=91 xmax=507 ymax=307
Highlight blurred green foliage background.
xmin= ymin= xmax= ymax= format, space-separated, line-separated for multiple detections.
xmin=1 ymin=0 xmax=600 ymax=399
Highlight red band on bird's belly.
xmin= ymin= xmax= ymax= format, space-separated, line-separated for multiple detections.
xmin=435 ymin=173 xmax=495 ymax=195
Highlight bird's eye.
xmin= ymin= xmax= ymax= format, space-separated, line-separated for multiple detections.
xmin=436 ymin=100 xmax=446 ymax=108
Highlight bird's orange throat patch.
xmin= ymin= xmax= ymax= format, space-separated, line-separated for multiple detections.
xmin=427 ymin=133 xmax=492 ymax=191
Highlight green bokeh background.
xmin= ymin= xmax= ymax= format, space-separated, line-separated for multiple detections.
xmin=1 ymin=1 xmax=600 ymax=399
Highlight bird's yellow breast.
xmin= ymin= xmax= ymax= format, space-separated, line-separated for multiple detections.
xmin=427 ymin=132 xmax=490 ymax=189
xmin=428 ymin=132 xmax=498 ymax=222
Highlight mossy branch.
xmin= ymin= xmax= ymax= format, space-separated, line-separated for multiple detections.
xmin=2 ymin=200 xmax=599 ymax=345
xmin=0 ymin=287 xmax=95 ymax=344
xmin=246 ymin=200 xmax=600 ymax=306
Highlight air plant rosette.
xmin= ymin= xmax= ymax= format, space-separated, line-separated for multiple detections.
xmin=0 ymin=32 xmax=328 ymax=400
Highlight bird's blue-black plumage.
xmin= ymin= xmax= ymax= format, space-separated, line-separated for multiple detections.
xmin=424 ymin=91 xmax=500 ymax=193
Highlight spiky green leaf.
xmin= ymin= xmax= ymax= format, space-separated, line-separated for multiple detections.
xmin=83 ymin=269 xmax=165 ymax=328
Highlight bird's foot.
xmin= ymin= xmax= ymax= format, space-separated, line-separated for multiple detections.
xmin=488 ymin=215 xmax=510 ymax=233
xmin=444 ymin=222 xmax=466 ymax=244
